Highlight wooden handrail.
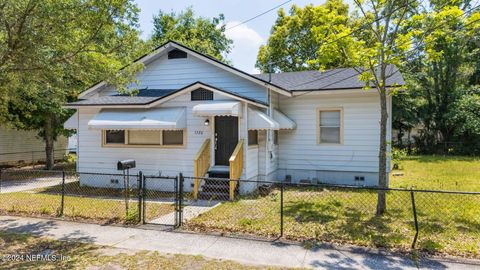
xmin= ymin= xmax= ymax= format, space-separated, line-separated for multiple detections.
xmin=229 ymin=139 xmax=244 ymax=200
xmin=193 ymin=139 xmax=211 ymax=199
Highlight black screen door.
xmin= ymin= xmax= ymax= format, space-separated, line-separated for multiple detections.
xmin=215 ymin=116 xmax=239 ymax=165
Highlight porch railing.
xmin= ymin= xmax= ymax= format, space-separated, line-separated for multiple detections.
xmin=229 ymin=139 xmax=244 ymax=200
xmin=193 ymin=138 xmax=211 ymax=199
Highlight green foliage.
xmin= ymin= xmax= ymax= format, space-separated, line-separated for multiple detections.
xmin=256 ymin=0 xmax=352 ymax=73
xmin=447 ymin=90 xmax=480 ymax=154
xmin=391 ymin=147 xmax=408 ymax=161
xmin=0 ymin=0 xmax=146 ymax=168
xmin=394 ymin=2 xmax=480 ymax=155
xmin=64 ymin=153 xmax=77 ymax=164
xmin=150 ymin=7 xmax=232 ymax=61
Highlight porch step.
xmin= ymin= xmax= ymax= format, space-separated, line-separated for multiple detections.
xmin=207 ymin=165 xmax=230 ymax=179
xmin=199 ymin=167 xmax=237 ymax=201
xmin=198 ymin=191 xmax=230 ymax=201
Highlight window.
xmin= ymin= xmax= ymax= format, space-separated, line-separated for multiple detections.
xmin=317 ymin=109 xmax=342 ymax=144
xmin=105 ymin=130 xmax=125 ymax=144
xmin=273 ymin=130 xmax=279 ymax=145
xmin=191 ymin=88 xmax=213 ymax=101
xmin=103 ymin=130 xmax=184 ymax=147
xmin=128 ymin=130 xmax=161 ymax=145
xmin=167 ymin=49 xmax=187 ymax=59
xmin=162 ymin=130 xmax=184 ymax=145
xmin=248 ymin=130 xmax=258 ymax=146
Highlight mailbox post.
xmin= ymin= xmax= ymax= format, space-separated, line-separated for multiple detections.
xmin=117 ymin=160 xmax=136 ymax=216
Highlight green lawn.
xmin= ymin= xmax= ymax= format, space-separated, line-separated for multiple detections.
xmin=0 ymin=192 xmax=173 ymax=224
xmin=391 ymin=155 xmax=480 ymax=191
xmin=186 ymin=155 xmax=480 ymax=257
xmin=0 ymin=232 xmax=298 ymax=270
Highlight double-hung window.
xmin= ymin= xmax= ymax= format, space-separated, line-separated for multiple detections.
xmin=317 ymin=108 xmax=343 ymax=144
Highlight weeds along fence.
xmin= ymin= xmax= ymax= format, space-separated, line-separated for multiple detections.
xmin=0 ymin=169 xmax=479 ymax=256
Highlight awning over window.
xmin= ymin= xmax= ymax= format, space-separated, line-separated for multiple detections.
xmin=248 ymin=108 xmax=279 ymax=130
xmin=64 ymin=112 xmax=78 ymax=130
xmin=273 ymin=109 xmax=297 ymax=129
xmin=273 ymin=109 xmax=296 ymax=130
xmin=192 ymin=102 xmax=241 ymax=117
xmin=88 ymin=107 xmax=186 ymax=130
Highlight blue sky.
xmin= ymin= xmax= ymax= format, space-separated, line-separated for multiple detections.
xmin=135 ymin=0 xmax=354 ymax=73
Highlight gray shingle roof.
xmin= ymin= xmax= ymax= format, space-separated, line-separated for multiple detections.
xmin=252 ymin=65 xmax=405 ymax=91
xmin=67 ymin=89 xmax=177 ymax=106
xmin=66 ymin=83 xmax=269 ymax=107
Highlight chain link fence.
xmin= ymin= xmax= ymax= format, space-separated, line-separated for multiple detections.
xmin=1 ymin=169 xmax=479 ymax=257
xmin=0 ymin=148 xmax=75 ymax=169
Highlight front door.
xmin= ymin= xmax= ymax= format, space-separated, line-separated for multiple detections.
xmin=214 ymin=116 xmax=238 ymax=165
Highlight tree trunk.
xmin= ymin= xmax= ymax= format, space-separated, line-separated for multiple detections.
xmin=376 ymin=89 xmax=388 ymax=216
xmin=44 ymin=115 xmax=55 ymax=170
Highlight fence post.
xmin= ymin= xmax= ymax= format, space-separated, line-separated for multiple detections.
xmin=280 ymin=181 xmax=284 ymax=238
xmin=410 ymin=190 xmax=419 ymax=249
xmin=179 ymin=173 xmax=184 ymax=227
xmin=142 ymin=174 xmax=146 ymax=224
xmin=138 ymin=171 xmax=143 ymax=224
xmin=174 ymin=175 xmax=179 ymax=228
xmin=60 ymin=170 xmax=65 ymax=217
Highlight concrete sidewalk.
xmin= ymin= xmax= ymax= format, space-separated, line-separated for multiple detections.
xmin=0 ymin=216 xmax=479 ymax=269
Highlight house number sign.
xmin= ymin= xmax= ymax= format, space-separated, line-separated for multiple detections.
xmin=194 ymin=130 xmax=204 ymax=135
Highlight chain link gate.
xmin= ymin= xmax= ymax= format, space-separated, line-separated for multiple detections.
xmin=140 ymin=174 xmax=182 ymax=227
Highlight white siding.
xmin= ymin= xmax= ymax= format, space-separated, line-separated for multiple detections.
xmin=257 ymin=130 xmax=267 ymax=180
xmin=0 ymin=126 xmax=67 ymax=165
xmin=246 ymin=147 xmax=259 ymax=179
xmin=278 ymin=91 xmax=383 ymax=174
xmin=97 ymin=54 xmax=268 ymax=103
xmin=77 ymin=91 xmax=254 ymax=191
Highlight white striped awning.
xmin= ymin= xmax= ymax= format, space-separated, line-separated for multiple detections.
xmin=64 ymin=111 xmax=79 ymax=130
xmin=273 ymin=109 xmax=296 ymax=129
xmin=192 ymin=102 xmax=241 ymax=117
xmin=88 ymin=107 xmax=186 ymax=130
xmin=248 ymin=108 xmax=279 ymax=130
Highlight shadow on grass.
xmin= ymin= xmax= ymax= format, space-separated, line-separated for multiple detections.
xmin=0 ymin=229 xmax=98 ymax=270
xmin=282 ymin=197 xmax=413 ymax=248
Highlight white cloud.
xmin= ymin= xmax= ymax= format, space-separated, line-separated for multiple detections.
xmin=225 ymin=22 xmax=265 ymax=73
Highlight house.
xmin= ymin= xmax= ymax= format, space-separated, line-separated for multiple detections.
xmin=0 ymin=126 xmax=67 ymax=166
xmin=64 ymin=41 xmax=404 ymax=199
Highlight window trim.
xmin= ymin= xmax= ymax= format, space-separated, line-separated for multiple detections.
xmin=102 ymin=129 xmax=186 ymax=148
xmin=316 ymin=107 xmax=344 ymax=145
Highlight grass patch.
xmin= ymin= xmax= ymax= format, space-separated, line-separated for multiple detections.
xmin=187 ymin=156 xmax=480 ymax=258
xmin=0 ymin=192 xmax=173 ymax=225
xmin=391 ymin=155 xmax=480 ymax=191
xmin=0 ymin=231 xmax=298 ymax=270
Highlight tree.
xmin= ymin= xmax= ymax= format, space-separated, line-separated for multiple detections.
xmin=316 ymin=0 xmax=413 ymax=215
xmin=397 ymin=2 xmax=480 ymax=154
xmin=256 ymin=0 xmax=352 ymax=73
xmin=0 ymin=0 xmax=145 ymax=169
xmin=151 ymin=7 xmax=232 ymax=61
xmin=448 ymin=89 xmax=480 ymax=154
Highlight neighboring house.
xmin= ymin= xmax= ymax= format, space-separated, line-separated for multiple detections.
xmin=0 ymin=126 xmax=67 ymax=166
xmin=64 ymin=41 xmax=404 ymax=199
